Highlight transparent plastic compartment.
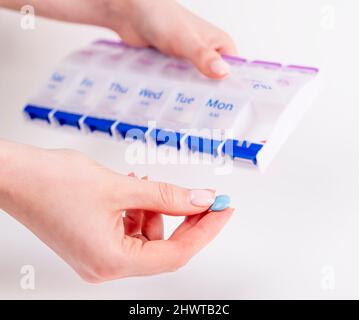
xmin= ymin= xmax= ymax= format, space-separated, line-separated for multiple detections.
xmin=28 ymin=64 xmax=79 ymax=108
xmin=88 ymin=76 xmax=138 ymax=118
xmin=221 ymin=62 xmax=318 ymax=143
xmin=29 ymin=43 xmax=114 ymax=109
xmin=156 ymin=88 xmax=205 ymax=131
xmin=232 ymin=62 xmax=317 ymax=105
xmin=120 ymin=81 xmax=172 ymax=126
xmin=158 ymin=58 xmax=194 ymax=82
xmin=72 ymin=44 xmax=144 ymax=119
xmin=58 ymin=59 xmax=119 ymax=113
xmin=193 ymin=92 xmax=252 ymax=138
xmin=24 ymin=39 xmax=320 ymax=168
xmin=128 ymin=48 xmax=167 ymax=75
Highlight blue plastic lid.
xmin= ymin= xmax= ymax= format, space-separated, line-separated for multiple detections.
xmin=24 ymin=105 xmax=52 ymax=123
xmin=186 ymin=135 xmax=223 ymax=156
xmin=116 ymin=122 xmax=148 ymax=141
xmin=84 ymin=116 xmax=116 ymax=136
xmin=222 ymin=140 xmax=263 ymax=165
xmin=149 ymin=128 xmax=183 ymax=149
xmin=53 ymin=111 xmax=83 ymax=129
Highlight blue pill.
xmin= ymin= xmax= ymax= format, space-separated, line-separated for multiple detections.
xmin=210 ymin=195 xmax=231 ymax=212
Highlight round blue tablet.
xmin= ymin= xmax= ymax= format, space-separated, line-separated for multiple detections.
xmin=210 ymin=195 xmax=231 ymax=212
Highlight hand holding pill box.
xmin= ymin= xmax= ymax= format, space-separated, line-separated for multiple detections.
xmin=23 ymin=39 xmax=322 ymax=171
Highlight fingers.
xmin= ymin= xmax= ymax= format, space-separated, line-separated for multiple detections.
xmin=123 ymin=209 xmax=143 ymax=235
xmin=141 ymin=176 xmax=164 ymax=241
xmin=217 ymin=41 xmax=238 ymax=56
xmin=133 ymin=234 xmax=149 ymax=242
xmin=169 ymin=208 xmax=233 ymax=251
xmin=187 ymin=45 xmax=231 ymax=79
xmin=122 ymin=176 xmax=216 ymax=216
xmin=130 ymin=208 xmax=234 ymax=275
xmin=141 ymin=211 xmax=164 ymax=241
xmin=123 ymin=174 xmax=164 ymax=240
xmin=169 ymin=213 xmax=206 ymax=238
xmin=173 ymin=30 xmax=237 ymax=79
xmin=214 ymin=31 xmax=238 ymax=56
xmin=116 ymin=27 xmax=150 ymax=48
xmin=123 ymin=173 xmax=143 ymax=236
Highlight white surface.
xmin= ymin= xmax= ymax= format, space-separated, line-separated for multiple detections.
xmin=0 ymin=0 xmax=358 ymax=299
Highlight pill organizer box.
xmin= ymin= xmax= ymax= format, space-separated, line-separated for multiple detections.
xmin=23 ymin=39 xmax=322 ymax=171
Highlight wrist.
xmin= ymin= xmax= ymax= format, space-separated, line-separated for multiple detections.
xmin=0 ymin=140 xmax=21 ymax=211
xmin=98 ymin=0 xmax=163 ymax=31
xmin=0 ymin=142 xmax=14 ymax=214
xmin=0 ymin=140 xmax=42 ymax=215
xmin=89 ymin=0 xmax=135 ymax=29
xmin=0 ymin=143 xmax=8 ymax=204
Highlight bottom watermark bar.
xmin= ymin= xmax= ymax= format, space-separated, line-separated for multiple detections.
xmin=0 ymin=300 xmax=356 ymax=318
xmin=129 ymin=303 xmax=229 ymax=317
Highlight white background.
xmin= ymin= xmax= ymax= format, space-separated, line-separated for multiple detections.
xmin=0 ymin=0 xmax=358 ymax=299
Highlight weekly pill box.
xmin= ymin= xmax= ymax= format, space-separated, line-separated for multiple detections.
xmin=23 ymin=39 xmax=322 ymax=171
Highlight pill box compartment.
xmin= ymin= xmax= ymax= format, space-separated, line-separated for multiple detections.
xmin=24 ymin=40 xmax=321 ymax=170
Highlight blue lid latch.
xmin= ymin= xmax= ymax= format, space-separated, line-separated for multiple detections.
xmin=221 ymin=139 xmax=263 ymax=165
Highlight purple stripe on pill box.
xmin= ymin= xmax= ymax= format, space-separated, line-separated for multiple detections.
xmin=93 ymin=39 xmax=319 ymax=75
xmin=222 ymin=54 xmax=247 ymax=66
xmin=94 ymin=39 xmax=127 ymax=48
xmin=251 ymin=60 xmax=282 ymax=69
xmin=286 ymin=65 xmax=319 ymax=73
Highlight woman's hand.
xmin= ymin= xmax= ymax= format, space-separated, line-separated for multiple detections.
xmin=0 ymin=141 xmax=233 ymax=282
xmin=106 ymin=0 xmax=238 ymax=78
xmin=0 ymin=0 xmax=237 ymax=281
xmin=1 ymin=0 xmax=237 ymax=78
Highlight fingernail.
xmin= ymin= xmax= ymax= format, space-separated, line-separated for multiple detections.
xmin=210 ymin=59 xmax=230 ymax=76
xmin=190 ymin=189 xmax=216 ymax=207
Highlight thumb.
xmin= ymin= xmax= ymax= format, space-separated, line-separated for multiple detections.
xmin=123 ymin=176 xmax=216 ymax=216
xmin=183 ymin=45 xmax=231 ymax=79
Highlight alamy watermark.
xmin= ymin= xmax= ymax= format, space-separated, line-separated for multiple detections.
xmin=320 ymin=265 xmax=335 ymax=291
xmin=320 ymin=4 xmax=336 ymax=30
xmin=20 ymin=264 xmax=35 ymax=290
xmin=121 ymin=122 xmax=251 ymax=175
xmin=20 ymin=5 xmax=35 ymax=30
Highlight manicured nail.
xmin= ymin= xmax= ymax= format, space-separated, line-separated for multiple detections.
xmin=210 ymin=195 xmax=231 ymax=212
xmin=190 ymin=189 xmax=216 ymax=207
xmin=210 ymin=59 xmax=230 ymax=76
